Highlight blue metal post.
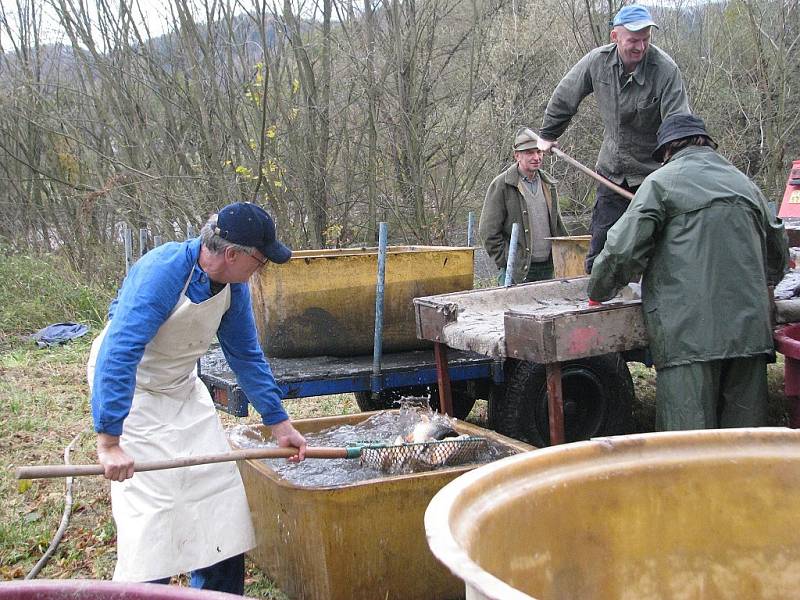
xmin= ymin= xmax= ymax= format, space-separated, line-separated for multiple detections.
xmin=139 ymin=228 xmax=148 ymax=258
xmin=371 ymin=222 xmax=388 ymax=395
xmin=124 ymin=226 xmax=133 ymax=274
xmin=467 ymin=211 xmax=475 ymax=246
xmin=504 ymin=222 xmax=521 ymax=287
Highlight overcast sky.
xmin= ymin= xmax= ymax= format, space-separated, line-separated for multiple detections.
xmin=0 ymin=0 xmax=188 ymax=51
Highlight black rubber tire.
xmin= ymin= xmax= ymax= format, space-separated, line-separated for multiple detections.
xmin=354 ymin=382 xmax=477 ymax=420
xmin=495 ymin=353 xmax=634 ymax=447
xmin=486 ymin=383 xmax=506 ymax=431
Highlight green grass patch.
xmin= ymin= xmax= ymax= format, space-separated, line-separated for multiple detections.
xmin=0 ymin=336 xmax=114 ymax=579
xmin=281 ymin=393 xmax=359 ymax=419
xmin=0 ymin=248 xmax=116 ymax=346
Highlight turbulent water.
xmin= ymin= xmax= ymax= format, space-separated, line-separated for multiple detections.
xmin=226 ymin=402 xmax=516 ymax=487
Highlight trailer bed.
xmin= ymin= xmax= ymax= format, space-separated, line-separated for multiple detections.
xmin=199 ymin=346 xmax=499 ymax=416
xmin=414 ymin=275 xmax=800 ymax=362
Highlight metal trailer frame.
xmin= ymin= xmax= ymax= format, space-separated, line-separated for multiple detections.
xmin=199 ymin=347 xmax=502 ymax=417
xmin=413 ymin=278 xmax=648 ymax=445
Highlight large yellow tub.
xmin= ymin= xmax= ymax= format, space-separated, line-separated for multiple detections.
xmin=249 ymin=246 xmax=474 ymax=357
xmin=235 ymin=412 xmax=532 ymax=600
xmin=547 ymin=235 xmax=590 ymax=278
xmin=425 ymin=428 xmax=800 ymax=600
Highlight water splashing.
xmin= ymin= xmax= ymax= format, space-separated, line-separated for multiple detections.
xmin=227 ymin=398 xmax=515 ymax=487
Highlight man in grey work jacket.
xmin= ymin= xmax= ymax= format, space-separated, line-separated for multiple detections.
xmin=537 ymin=4 xmax=689 ymax=273
xmin=588 ymin=113 xmax=788 ymax=431
xmin=479 ymin=127 xmax=567 ymax=284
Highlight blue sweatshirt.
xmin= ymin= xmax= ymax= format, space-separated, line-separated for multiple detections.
xmin=91 ymin=238 xmax=289 ymax=435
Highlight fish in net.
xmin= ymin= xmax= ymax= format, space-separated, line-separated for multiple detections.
xmin=359 ymin=436 xmax=489 ymax=473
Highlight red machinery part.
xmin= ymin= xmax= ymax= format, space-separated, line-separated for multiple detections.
xmin=778 ymin=159 xmax=800 ymax=219
xmin=773 ymin=324 xmax=800 ymax=428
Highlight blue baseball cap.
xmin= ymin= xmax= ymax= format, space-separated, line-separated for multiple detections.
xmin=215 ymin=202 xmax=292 ymax=264
xmin=612 ymin=5 xmax=658 ymax=31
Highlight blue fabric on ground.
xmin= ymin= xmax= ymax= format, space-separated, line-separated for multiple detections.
xmin=30 ymin=322 xmax=89 ymax=348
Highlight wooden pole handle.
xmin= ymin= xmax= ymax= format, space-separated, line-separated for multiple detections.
xmin=534 ymin=134 xmax=635 ymax=201
xmin=550 ymin=147 xmax=634 ymax=201
xmin=15 ymin=446 xmax=350 ymax=480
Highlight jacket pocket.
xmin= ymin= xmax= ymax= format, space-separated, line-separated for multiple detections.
xmin=633 ymin=97 xmax=661 ymax=131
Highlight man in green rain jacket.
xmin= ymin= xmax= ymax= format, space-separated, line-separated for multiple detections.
xmin=588 ymin=113 xmax=788 ymax=430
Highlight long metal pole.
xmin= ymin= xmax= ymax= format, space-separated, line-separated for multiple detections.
xmin=504 ymin=222 xmax=521 ymax=287
xmin=371 ymin=222 xmax=388 ymax=396
xmin=17 ymin=447 xmax=362 ymax=479
xmin=124 ymin=226 xmax=133 ymax=274
xmin=139 ymin=228 xmax=148 ymax=258
xmin=545 ymin=362 xmax=565 ymax=445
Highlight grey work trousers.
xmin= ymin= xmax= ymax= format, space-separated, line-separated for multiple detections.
xmin=655 ymin=355 xmax=769 ymax=431
xmin=585 ymin=178 xmax=639 ymax=274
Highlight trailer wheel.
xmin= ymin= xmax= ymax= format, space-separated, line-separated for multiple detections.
xmin=495 ymin=353 xmax=633 ymax=447
xmin=354 ymin=382 xmax=477 ymax=420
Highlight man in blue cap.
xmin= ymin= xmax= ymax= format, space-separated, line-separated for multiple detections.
xmin=588 ymin=113 xmax=788 ymax=431
xmin=88 ymin=202 xmax=307 ymax=593
xmin=537 ymin=4 xmax=689 ymax=273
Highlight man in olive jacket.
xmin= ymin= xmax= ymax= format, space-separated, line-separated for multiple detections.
xmin=480 ymin=127 xmax=567 ymax=284
xmin=537 ymin=5 xmax=689 ymax=273
xmin=588 ymin=113 xmax=788 ymax=430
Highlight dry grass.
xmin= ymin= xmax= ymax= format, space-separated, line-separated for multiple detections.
xmin=0 ymin=336 xmax=115 ymax=581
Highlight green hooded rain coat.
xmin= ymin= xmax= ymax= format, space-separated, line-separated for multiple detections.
xmin=588 ymin=146 xmax=788 ymax=371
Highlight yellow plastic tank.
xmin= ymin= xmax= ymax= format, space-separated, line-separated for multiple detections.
xmin=233 ymin=412 xmax=532 ymax=600
xmin=547 ymin=235 xmax=591 ymax=278
xmin=249 ymin=246 xmax=474 ymax=357
xmin=426 ymin=428 xmax=800 ymax=600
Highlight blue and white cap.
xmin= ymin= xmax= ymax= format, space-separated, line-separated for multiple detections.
xmin=612 ymin=5 xmax=658 ymax=31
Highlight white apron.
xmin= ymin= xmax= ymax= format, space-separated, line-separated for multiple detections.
xmin=87 ymin=272 xmax=256 ymax=582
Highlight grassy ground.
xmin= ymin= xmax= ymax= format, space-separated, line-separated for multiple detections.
xmin=0 ymin=336 xmax=114 ymax=581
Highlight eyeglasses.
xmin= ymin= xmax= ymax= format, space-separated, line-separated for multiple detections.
xmin=247 ymin=252 xmax=269 ymax=268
